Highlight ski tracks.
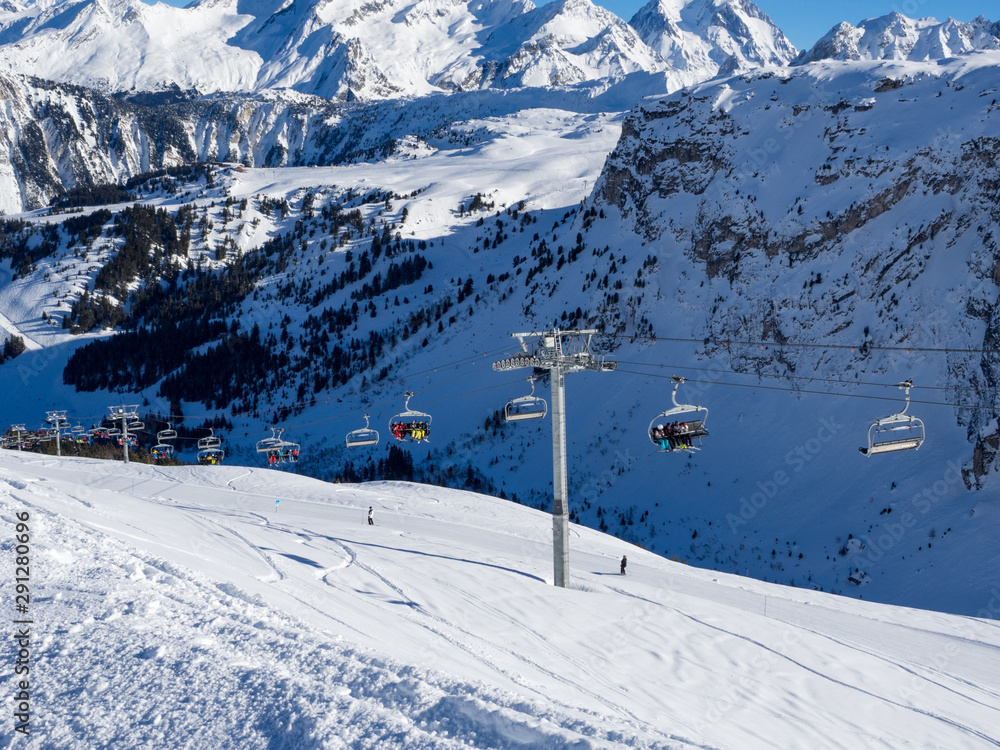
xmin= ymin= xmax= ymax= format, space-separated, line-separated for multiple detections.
xmin=675 ymin=609 xmax=1000 ymax=748
xmin=314 ymin=535 xmax=717 ymax=750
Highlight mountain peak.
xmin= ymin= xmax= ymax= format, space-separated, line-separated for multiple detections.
xmin=629 ymin=0 xmax=796 ymax=76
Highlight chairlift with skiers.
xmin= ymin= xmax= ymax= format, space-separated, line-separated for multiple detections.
xmin=152 ymin=424 xmax=176 ymax=459
xmin=389 ymin=392 xmax=431 ymax=442
xmin=197 ymin=429 xmax=225 ymax=465
xmin=257 ymin=426 xmax=300 ymax=465
xmin=648 ymin=376 xmax=709 ymax=454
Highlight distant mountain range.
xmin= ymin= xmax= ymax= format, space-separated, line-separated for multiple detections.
xmin=0 ymin=0 xmax=796 ymax=99
xmin=794 ymin=12 xmax=1000 ymax=64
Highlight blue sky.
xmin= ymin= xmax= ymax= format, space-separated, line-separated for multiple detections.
xmin=150 ymin=0 xmax=992 ymax=52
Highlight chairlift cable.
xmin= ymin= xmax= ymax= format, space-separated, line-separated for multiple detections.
xmin=614 ymin=367 xmax=999 ymax=411
xmin=613 ymin=359 xmax=1000 ymax=395
xmin=601 ymin=331 xmax=1000 ymax=356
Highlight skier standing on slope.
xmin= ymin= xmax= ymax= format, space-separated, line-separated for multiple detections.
xmin=368 ymin=506 xmax=374 ymax=526
xmin=620 ymin=555 xmax=627 ymax=575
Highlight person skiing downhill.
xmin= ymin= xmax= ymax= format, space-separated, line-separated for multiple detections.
xmin=620 ymin=555 xmax=627 ymax=575
xmin=368 ymin=506 xmax=374 ymax=526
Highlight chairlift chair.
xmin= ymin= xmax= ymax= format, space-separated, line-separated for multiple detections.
xmin=274 ymin=428 xmax=301 ymax=463
xmin=197 ymin=448 xmax=225 ymax=465
xmin=197 ymin=429 xmax=225 ymax=465
xmin=255 ymin=428 xmax=281 ymax=455
xmin=157 ymin=425 xmax=177 ymax=442
xmin=503 ymin=378 xmax=548 ymax=422
xmin=198 ymin=429 xmax=222 ymax=451
xmin=152 ymin=443 xmax=174 ymax=460
xmin=389 ymin=392 xmax=432 ymax=442
xmin=648 ymin=376 xmax=709 ymax=454
xmin=257 ymin=427 xmax=300 ymax=464
xmin=860 ymin=380 xmax=925 ymax=456
xmin=346 ymin=414 xmax=379 ymax=448
xmin=152 ymin=425 xmax=176 ymax=459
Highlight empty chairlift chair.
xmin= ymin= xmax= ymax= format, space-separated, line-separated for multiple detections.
xmin=860 ymin=379 xmax=925 ymax=456
xmin=346 ymin=414 xmax=380 ymax=448
xmin=648 ymin=376 xmax=709 ymax=454
xmin=389 ymin=392 xmax=432 ymax=442
xmin=503 ymin=377 xmax=548 ymax=422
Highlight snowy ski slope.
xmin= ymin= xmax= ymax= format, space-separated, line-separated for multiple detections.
xmin=2 ymin=91 xmax=999 ymax=620
xmin=2 ymin=450 xmax=999 ymax=748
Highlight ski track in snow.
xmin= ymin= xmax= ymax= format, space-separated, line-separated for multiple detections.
xmin=5 ymin=476 xmax=684 ymax=749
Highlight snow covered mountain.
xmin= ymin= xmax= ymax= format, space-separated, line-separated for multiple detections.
xmin=0 ymin=0 xmax=793 ymax=99
xmin=630 ymin=0 xmax=795 ymax=81
xmin=4 ymin=451 xmax=999 ymax=748
xmin=436 ymin=0 xmax=664 ymax=91
xmin=794 ymin=12 xmax=1000 ymax=65
xmin=0 ymin=70 xmax=656 ymax=212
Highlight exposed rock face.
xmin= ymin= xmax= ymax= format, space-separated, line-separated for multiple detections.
xmin=595 ymin=56 xmax=1000 ymax=465
xmin=0 ymin=72 xmax=433 ymax=211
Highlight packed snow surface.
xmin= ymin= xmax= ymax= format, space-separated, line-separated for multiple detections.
xmin=2 ymin=451 xmax=999 ymax=748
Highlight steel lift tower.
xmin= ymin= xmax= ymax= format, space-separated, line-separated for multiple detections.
xmin=108 ymin=405 xmax=140 ymax=464
xmin=45 ymin=411 xmax=69 ymax=457
xmin=494 ymin=329 xmax=616 ymax=588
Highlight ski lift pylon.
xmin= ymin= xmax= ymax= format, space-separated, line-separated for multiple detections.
xmin=389 ymin=391 xmax=431 ymax=442
xmin=346 ymin=414 xmax=379 ymax=448
xmin=860 ymin=379 xmax=925 ymax=456
xmin=648 ymin=376 xmax=709 ymax=454
xmin=504 ymin=377 xmax=547 ymax=422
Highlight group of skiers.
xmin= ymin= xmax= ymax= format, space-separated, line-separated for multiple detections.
xmin=267 ymin=448 xmax=300 ymax=465
xmin=650 ymin=421 xmax=692 ymax=451
xmin=392 ymin=421 xmax=430 ymax=442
